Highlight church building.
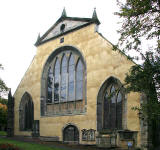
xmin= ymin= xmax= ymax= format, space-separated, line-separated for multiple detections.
xmin=11 ymin=9 xmax=147 ymax=149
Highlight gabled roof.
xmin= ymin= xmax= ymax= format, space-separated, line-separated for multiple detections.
xmin=35 ymin=8 xmax=100 ymax=46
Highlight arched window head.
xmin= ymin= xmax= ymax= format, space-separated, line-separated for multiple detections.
xmin=41 ymin=46 xmax=86 ymax=116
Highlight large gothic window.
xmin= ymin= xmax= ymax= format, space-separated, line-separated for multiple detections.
xmin=19 ymin=92 xmax=34 ymax=131
xmin=97 ymin=77 xmax=125 ymax=131
xmin=41 ymin=46 xmax=86 ymax=116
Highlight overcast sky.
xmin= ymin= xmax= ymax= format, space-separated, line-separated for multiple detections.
xmin=0 ymin=0 xmax=123 ymax=95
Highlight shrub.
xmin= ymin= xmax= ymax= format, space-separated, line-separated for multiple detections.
xmin=0 ymin=143 xmax=22 ymax=150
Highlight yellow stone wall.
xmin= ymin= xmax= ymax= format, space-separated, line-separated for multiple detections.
xmin=14 ymin=23 xmax=141 ymax=145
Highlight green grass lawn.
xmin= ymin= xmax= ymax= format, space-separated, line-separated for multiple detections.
xmin=0 ymin=138 xmax=62 ymax=150
xmin=0 ymin=131 xmax=7 ymax=136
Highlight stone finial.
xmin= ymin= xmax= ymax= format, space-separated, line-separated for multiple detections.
xmin=61 ymin=7 xmax=67 ymax=18
xmin=92 ymin=8 xmax=100 ymax=25
xmin=35 ymin=33 xmax=41 ymax=46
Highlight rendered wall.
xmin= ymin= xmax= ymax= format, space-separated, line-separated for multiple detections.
xmin=14 ymin=23 xmax=140 ymax=145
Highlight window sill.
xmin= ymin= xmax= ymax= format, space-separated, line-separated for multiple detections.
xmin=46 ymin=99 xmax=83 ymax=105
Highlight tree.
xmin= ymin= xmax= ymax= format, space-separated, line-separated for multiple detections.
xmin=115 ymin=0 xmax=160 ymax=149
xmin=115 ymin=0 xmax=160 ymax=57
xmin=0 ymin=64 xmax=8 ymax=98
xmin=0 ymin=64 xmax=8 ymax=131
xmin=0 ymin=102 xmax=7 ymax=130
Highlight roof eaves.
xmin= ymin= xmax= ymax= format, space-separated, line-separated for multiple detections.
xmin=97 ymin=32 xmax=137 ymax=65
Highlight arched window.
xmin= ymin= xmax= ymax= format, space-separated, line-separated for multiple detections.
xmin=19 ymin=92 xmax=34 ymax=131
xmin=41 ymin=46 xmax=86 ymax=116
xmin=97 ymin=77 xmax=124 ymax=131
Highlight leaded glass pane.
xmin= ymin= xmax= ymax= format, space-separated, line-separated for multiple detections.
xmin=76 ymin=71 xmax=83 ymax=81
xmin=104 ymin=91 xmax=110 ymax=129
xmin=54 ymin=59 xmax=60 ymax=102
xmin=61 ymin=84 xmax=67 ymax=101
xmin=47 ymin=67 xmax=53 ymax=102
xmin=77 ymin=60 xmax=83 ymax=71
xmin=68 ymin=54 xmax=75 ymax=101
xmin=61 ymin=72 xmax=67 ymax=84
xmin=76 ymin=81 xmax=83 ymax=100
xmin=76 ymin=60 xmax=83 ymax=100
xmin=103 ymin=83 xmax=123 ymax=130
xmin=54 ymin=83 xmax=59 ymax=102
xmin=61 ymin=55 xmax=67 ymax=101
xmin=117 ymin=91 xmax=122 ymax=129
xmin=62 ymin=55 xmax=67 ymax=67
xmin=117 ymin=91 xmax=122 ymax=102
xmin=68 ymin=82 xmax=74 ymax=101
xmin=110 ymin=85 xmax=116 ymax=129
xmin=111 ymin=85 xmax=116 ymax=103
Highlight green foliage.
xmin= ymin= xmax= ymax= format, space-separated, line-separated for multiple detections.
xmin=0 ymin=98 xmax=8 ymax=105
xmin=0 ymin=64 xmax=8 ymax=99
xmin=116 ymin=0 xmax=160 ymax=148
xmin=125 ymin=55 xmax=160 ymax=120
xmin=115 ymin=0 xmax=160 ymax=56
xmin=0 ymin=98 xmax=8 ymax=128
xmin=0 ymin=106 xmax=7 ymax=127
